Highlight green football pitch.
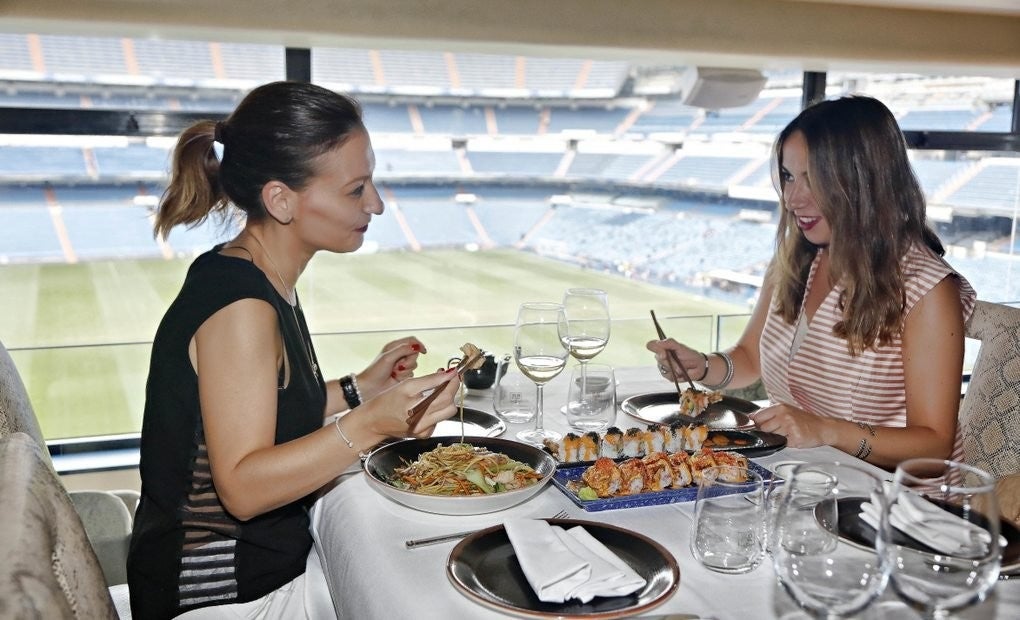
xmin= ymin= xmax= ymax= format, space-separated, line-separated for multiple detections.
xmin=0 ymin=248 xmax=749 ymax=440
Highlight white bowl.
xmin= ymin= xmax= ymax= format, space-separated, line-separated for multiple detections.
xmin=362 ymin=436 xmax=556 ymax=516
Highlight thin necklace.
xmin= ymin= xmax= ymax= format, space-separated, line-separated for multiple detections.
xmin=247 ymin=233 xmax=319 ymax=378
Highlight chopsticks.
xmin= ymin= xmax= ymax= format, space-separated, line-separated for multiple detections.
xmin=405 ymin=351 xmax=482 ymax=428
xmin=649 ymin=310 xmax=699 ymax=394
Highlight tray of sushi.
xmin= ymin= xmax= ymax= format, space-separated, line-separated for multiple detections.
xmin=551 ymin=450 xmax=776 ymax=512
xmin=541 ymin=423 xmax=786 ymax=465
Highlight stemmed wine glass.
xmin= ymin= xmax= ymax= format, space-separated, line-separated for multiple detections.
xmin=880 ymin=458 xmax=1000 ymax=619
xmin=771 ymin=462 xmax=890 ymax=619
xmin=513 ymin=302 xmax=569 ymax=445
xmin=561 ymin=288 xmax=610 ymax=411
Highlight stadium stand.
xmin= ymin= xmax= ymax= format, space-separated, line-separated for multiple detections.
xmin=0 ymin=36 xmax=1017 ymax=304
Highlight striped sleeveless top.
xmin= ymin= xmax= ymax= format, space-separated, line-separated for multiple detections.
xmin=760 ymin=245 xmax=975 ymax=453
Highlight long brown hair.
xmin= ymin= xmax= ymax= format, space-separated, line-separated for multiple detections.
xmin=770 ymin=95 xmax=944 ymax=355
xmin=154 ymin=81 xmax=364 ymax=239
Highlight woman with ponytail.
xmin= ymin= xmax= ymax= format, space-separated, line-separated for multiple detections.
xmin=649 ymin=96 xmax=975 ymax=472
xmin=129 ymin=81 xmax=460 ymax=619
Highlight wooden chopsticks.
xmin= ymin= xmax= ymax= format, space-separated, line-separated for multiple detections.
xmin=405 ymin=351 xmax=482 ymax=428
xmin=649 ymin=309 xmax=700 ymax=394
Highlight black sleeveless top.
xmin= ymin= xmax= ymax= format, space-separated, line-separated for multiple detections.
xmin=128 ymin=246 xmax=326 ymax=619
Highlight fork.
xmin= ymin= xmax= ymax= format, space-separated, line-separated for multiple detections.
xmin=404 ymin=509 xmax=570 ymax=549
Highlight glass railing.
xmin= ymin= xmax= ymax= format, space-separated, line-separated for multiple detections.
xmin=11 ymin=300 xmax=1012 ymax=446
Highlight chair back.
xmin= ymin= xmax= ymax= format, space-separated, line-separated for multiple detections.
xmin=959 ymin=300 xmax=1020 ymax=480
xmin=0 ymin=338 xmax=47 ymax=447
xmin=0 ymin=432 xmax=118 ymax=619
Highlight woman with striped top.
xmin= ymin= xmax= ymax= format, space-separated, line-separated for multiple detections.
xmin=649 ymin=96 xmax=975 ymax=471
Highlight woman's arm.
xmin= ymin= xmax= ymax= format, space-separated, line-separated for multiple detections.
xmin=194 ymin=299 xmax=458 ymax=521
xmin=753 ymin=277 xmax=964 ymax=468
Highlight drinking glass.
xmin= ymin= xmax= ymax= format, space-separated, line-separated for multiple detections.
xmin=513 ymin=302 xmax=568 ymax=444
xmin=564 ymin=363 xmax=616 ymax=432
xmin=881 ymin=458 xmax=1000 ymax=619
xmin=493 ymin=354 xmax=537 ymax=424
xmin=690 ymin=465 xmax=766 ymax=574
xmin=561 ymin=288 xmax=610 ymax=393
xmin=772 ymin=462 xmax=890 ymax=619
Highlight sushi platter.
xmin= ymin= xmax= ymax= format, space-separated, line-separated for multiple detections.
xmin=552 ymin=459 xmax=775 ymax=512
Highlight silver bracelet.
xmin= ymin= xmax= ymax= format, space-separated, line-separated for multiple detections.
xmin=334 ymin=417 xmax=369 ymax=459
xmin=701 ymin=351 xmax=734 ymax=390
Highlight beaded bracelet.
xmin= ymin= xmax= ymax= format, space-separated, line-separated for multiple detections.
xmin=701 ymin=351 xmax=734 ymax=390
xmin=339 ymin=373 xmax=362 ymax=409
xmin=853 ymin=437 xmax=873 ymax=460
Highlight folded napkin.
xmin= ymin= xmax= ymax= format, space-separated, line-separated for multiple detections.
xmin=504 ymin=519 xmax=646 ymax=604
xmin=860 ymin=490 xmax=1004 ymax=557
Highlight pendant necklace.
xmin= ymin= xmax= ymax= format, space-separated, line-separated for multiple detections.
xmin=248 ymin=233 xmax=319 ymax=378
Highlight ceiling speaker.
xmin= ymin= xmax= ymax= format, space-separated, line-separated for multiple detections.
xmin=679 ymin=67 xmax=767 ymax=109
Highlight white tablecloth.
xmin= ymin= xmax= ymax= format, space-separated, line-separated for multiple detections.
xmin=310 ymin=366 xmax=1020 ymax=619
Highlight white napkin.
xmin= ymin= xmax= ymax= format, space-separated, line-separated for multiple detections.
xmin=860 ymin=490 xmax=1003 ymax=557
xmin=504 ymin=519 xmax=646 ymax=604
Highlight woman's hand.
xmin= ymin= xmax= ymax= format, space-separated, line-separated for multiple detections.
xmin=751 ymin=403 xmax=836 ymax=448
xmin=356 ymin=336 xmax=426 ymax=401
xmin=358 ymin=368 xmax=460 ymax=442
xmin=646 ymin=338 xmax=706 ymax=382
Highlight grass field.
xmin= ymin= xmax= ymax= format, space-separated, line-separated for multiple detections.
xmin=1 ymin=247 xmax=749 ymax=439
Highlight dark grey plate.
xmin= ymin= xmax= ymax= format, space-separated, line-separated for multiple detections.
xmin=432 ymin=406 xmax=506 ymax=438
xmin=447 ymin=518 xmax=679 ymax=618
xmin=620 ymin=391 xmax=759 ymax=430
xmin=835 ymin=497 xmax=1020 ymax=571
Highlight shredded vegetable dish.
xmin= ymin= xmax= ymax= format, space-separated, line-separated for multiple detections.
xmin=388 ymin=443 xmax=543 ymax=495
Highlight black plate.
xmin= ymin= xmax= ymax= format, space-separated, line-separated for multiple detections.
xmin=447 ymin=518 xmax=679 ymax=619
xmin=620 ymin=392 xmax=759 ymax=429
xmin=834 ymin=497 xmax=1020 ymax=570
xmin=432 ymin=406 xmax=506 ymax=438
xmin=702 ymin=429 xmax=787 ymax=458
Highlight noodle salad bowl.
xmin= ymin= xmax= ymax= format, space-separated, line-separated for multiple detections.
xmin=362 ymin=436 xmax=557 ymax=515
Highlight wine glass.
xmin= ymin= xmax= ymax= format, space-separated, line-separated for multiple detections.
xmin=513 ymin=302 xmax=568 ymax=445
xmin=772 ymin=462 xmax=890 ymax=619
xmin=881 ymin=458 xmax=1000 ymax=619
xmin=561 ymin=288 xmax=610 ymax=411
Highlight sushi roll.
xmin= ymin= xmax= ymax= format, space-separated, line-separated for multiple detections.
xmin=577 ymin=431 xmax=600 ymax=462
xmin=581 ymin=457 xmax=622 ymax=498
xmin=642 ymin=452 xmax=673 ymax=491
xmin=618 ymin=458 xmax=647 ymax=495
xmin=543 ymin=433 xmax=581 ymax=463
xmin=646 ymin=424 xmax=668 ymax=453
xmin=682 ymin=424 xmax=709 ymax=452
xmin=712 ymin=451 xmax=750 ymax=481
xmin=688 ymin=448 xmax=718 ymax=484
xmin=660 ymin=422 xmax=683 ymax=453
xmin=667 ymin=451 xmax=693 ymax=488
xmin=622 ymin=427 xmax=646 ymax=458
xmin=601 ymin=427 xmax=624 ymax=459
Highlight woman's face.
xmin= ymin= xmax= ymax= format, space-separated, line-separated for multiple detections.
xmin=292 ymin=129 xmax=384 ymax=254
xmin=780 ymin=130 xmax=831 ymax=247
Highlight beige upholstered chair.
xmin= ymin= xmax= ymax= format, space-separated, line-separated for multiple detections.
xmin=958 ymin=300 xmax=1020 ymax=481
xmin=0 ymin=338 xmax=137 ymax=590
xmin=0 ymin=432 xmax=118 ymax=619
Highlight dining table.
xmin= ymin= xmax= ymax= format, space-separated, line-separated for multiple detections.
xmin=309 ymin=366 xmax=1020 ymax=619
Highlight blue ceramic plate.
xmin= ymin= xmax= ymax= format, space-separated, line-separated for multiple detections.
xmin=552 ymin=460 xmax=775 ymax=512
